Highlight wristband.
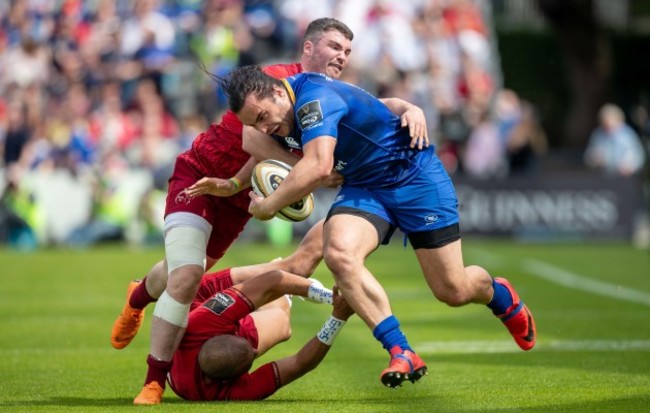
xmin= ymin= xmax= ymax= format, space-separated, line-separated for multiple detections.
xmin=228 ymin=177 xmax=242 ymax=191
xmin=317 ymin=315 xmax=346 ymax=346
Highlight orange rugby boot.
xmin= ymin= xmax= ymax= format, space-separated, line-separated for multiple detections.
xmin=111 ymin=280 xmax=145 ymax=349
xmin=494 ymin=277 xmax=537 ymax=351
xmin=133 ymin=381 xmax=163 ymax=405
xmin=380 ymin=346 xmax=428 ymax=388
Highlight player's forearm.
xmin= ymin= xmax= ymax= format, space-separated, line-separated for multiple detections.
xmin=380 ymin=97 xmax=416 ymax=116
xmin=293 ymin=337 xmax=331 ymax=374
xmin=229 ymin=156 xmax=256 ymax=192
xmin=264 ymin=157 xmax=325 ymax=215
xmin=277 ymin=315 xmax=346 ymax=386
xmin=242 ymin=126 xmax=301 ymax=166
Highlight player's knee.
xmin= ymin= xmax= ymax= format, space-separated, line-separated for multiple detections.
xmin=278 ymin=317 xmax=292 ymax=343
xmin=323 ymin=244 xmax=357 ymax=276
xmin=167 ymin=266 xmax=204 ymax=301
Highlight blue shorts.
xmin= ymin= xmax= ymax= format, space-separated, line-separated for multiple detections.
xmin=330 ymin=156 xmax=459 ymax=236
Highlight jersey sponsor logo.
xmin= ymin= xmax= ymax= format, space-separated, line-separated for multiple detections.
xmin=203 ymin=292 xmax=235 ymax=315
xmin=297 ymin=100 xmax=323 ymax=130
xmin=283 ymin=136 xmax=301 ymax=149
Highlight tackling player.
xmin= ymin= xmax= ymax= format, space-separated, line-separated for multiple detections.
xmin=164 ymin=268 xmax=353 ymax=402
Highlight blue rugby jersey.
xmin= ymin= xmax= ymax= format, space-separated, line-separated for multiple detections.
xmin=282 ymin=73 xmax=435 ymax=188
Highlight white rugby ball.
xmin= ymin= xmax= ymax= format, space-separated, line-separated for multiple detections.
xmin=251 ymin=159 xmax=314 ymax=222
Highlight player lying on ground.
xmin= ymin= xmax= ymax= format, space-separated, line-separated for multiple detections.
xmin=136 ymin=267 xmax=353 ymax=402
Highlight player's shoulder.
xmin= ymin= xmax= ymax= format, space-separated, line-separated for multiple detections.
xmin=263 ymin=63 xmax=303 ymax=79
xmin=290 ymin=72 xmax=335 ymax=93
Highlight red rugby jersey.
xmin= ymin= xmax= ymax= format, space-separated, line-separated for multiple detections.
xmin=178 ymin=63 xmax=303 ymax=211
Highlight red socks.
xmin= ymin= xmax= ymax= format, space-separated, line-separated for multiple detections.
xmin=129 ymin=277 xmax=157 ymax=309
xmin=144 ymin=354 xmax=172 ymax=388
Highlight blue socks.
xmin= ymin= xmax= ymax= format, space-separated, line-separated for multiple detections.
xmin=373 ymin=315 xmax=412 ymax=352
xmin=487 ymin=278 xmax=513 ymax=316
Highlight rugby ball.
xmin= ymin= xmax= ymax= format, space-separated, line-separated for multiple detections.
xmin=251 ymin=159 xmax=314 ymax=222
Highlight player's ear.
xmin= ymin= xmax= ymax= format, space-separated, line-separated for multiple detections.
xmin=273 ymin=84 xmax=285 ymax=99
xmin=302 ymin=40 xmax=313 ymax=57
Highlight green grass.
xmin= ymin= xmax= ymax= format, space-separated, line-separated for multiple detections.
xmin=1 ymin=239 xmax=649 ymax=412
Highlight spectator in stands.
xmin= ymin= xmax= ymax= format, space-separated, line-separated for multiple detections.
xmin=89 ymin=81 xmax=137 ymax=161
xmin=2 ymin=101 xmax=32 ymax=168
xmin=462 ymin=109 xmax=506 ymax=179
xmin=3 ymin=37 xmax=50 ymax=89
xmin=584 ymin=103 xmax=646 ymax=177
xmin=119 ymin=0 xmax=176 ymax=98
xmin=0 ymin=165 xmax=40 ymax=249
xmin=506 ymin=101 xmax=547 ymax=176
xmin=124 ymin=77 xmax=180 ymax=171
xmin=0 ymin=0 xmax=500 ymax=247
xmin=190 ymin=0 xmax=253 ymax=118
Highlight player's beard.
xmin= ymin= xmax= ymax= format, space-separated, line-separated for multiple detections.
xmin=274 ymin=98 xmax=295 ymax=137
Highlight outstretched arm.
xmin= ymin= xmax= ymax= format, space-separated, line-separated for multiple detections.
xmin=273 ymin=289 xmax=354 ymax=387
xmin=234 ymin=269 xmax=333 ymax=309
xmin=379 ymin=97 xmax=429 ymax=149
xmin=184 ymin=156 xmax=256 ymax=198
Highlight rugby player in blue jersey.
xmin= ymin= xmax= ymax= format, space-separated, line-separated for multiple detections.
xmin=221 ymin=66 xmax=537 ymax=388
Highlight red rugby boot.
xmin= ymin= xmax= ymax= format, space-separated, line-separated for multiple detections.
xmin=494 ymin=277 xmax=536 ymax=351
xmin=380 ymin=346 xmax=428 ymax=388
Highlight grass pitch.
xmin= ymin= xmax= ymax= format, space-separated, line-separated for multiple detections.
xmin=0 ymin=238 xmax=649 ymax=412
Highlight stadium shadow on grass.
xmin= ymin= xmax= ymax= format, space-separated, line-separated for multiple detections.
xmin=0 ymin=397 xmax=188 ymax=407
xmin=478 ymin=396 xmax=650 ymax=413
xmin=3 ymin=394 xmax=647 ymax=412
xmin=0 ymin=395 xmax=431 ymax=408
xmin=434 ymin=351 xmax=650 ymax=375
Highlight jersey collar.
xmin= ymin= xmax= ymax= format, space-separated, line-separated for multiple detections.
xmin=281 ymin=79 xmax=296 ymax=105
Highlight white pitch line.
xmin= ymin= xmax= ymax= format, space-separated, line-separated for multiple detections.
xmin=417 ymin=340 xmax=650 ymax=354
xmin=523 ymin=259 xmax=650 ymax=307
xmin=468 ymin=247 xmax=650 ymax=307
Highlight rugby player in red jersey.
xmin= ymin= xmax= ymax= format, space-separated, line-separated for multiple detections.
xmin=109 ymin=17 xmax=428 ymax=405
xmin=167 ymin=268 xmax=353 ymax=401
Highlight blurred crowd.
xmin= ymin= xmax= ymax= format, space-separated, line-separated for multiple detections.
xmin=0 ymin=0 xmax=643 ymax=249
